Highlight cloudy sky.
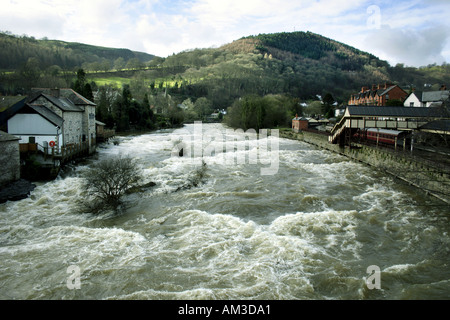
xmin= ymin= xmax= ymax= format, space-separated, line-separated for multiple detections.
xmin=1 ymin=0 xmax=449 ymax=67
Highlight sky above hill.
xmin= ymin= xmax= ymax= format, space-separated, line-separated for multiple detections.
xmin=1 ymin=0 xmax=449 ymax=67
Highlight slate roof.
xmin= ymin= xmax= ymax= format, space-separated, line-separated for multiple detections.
xmin=419 ymin=119 xmax=450 ymax=132
xmin=0 ymin=96 xmax=27 ymax=126
xmin=422 ymin=90 xmax=450 ymax=102
xmin=9 ymin=103 xmax=64 ymax=127
xmin=39 ymin=94 xmax=84 ymax=112
xmin=31 ymin=88 xmax=96 ymax=106
xmin=0 ymin=130 xmax=20 ymax=142
xmin=0 ymin=96 xmax=27 ymax=113
xmin=28 ymin=104 xmax=64 ymax=127
xmin=62 ymin=89 xmax=96 ymax=106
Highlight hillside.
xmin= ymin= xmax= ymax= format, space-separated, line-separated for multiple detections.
xmin=1 ymin=31 xmax=449 ymax=107
xmin=154 ymin=31 xmax=395 ymax=105
xmin=0 ymin=32 xmax=156 ymax=71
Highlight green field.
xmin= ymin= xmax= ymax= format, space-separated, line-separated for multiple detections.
xmin=92 ymin=75 xmax=187 ymax=89
xmin=93 ymin=76 xmax=132 ymax=87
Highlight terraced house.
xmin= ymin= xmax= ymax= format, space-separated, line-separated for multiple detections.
xmin=348 ymin=83 xmax=408 ymax=106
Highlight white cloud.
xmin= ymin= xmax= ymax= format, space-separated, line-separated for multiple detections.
xmin=0 ymin=0 xmax=449 ymax=65
xmin=365 ymin=25 xmax=449 ymax=66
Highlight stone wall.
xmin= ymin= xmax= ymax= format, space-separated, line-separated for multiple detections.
xmin=280 ymin=130 xmax=450 ymax=204
xmin=0 ymin=139 xmax=20 ymax=187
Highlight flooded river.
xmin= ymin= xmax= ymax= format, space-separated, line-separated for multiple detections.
xmin=0 ymin=123 xmax=449 ymax=299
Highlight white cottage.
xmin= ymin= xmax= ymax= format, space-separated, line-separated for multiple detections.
xmin=7 ymin=103 xmax=63 ymax=153
xmin=403 ymin=91 xmax=422 ymax=107
xmin=7 ymin=88 xmax=97 ymax=155
xmin=28 ymin=88 xmax=97 ymax=153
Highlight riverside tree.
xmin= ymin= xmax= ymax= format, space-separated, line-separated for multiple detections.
xmin=82 ymin=155 xmax=142 ymax=211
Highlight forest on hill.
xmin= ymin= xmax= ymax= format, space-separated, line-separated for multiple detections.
xmin=0 ymin=31 xmax=155 ymax=71
xmin=1 ymin=31 xmax=449 ymax=131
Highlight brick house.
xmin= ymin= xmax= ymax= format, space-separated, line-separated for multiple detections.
xmin=348 ymin=83 xmax=408 ymax=106
xmin=292 ymin=115 xmax=309 ymax=132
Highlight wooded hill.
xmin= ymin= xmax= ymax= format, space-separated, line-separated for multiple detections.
xmin=0 ymin=31 xmax=155 ymax=71
xmin=1 ymin=30 xmax=449 ymax=127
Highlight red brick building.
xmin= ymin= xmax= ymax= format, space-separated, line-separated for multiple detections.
xmin=348 ymin=83 xmax=408 ymax=106
xmin=292 ymin=115 xmax=309 ymax=132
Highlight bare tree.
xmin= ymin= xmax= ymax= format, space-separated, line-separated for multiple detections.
xmin=82 ymin=155 xmax=142 ymax=211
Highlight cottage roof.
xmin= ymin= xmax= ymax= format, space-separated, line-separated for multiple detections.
xmin=60 ymin=89 xmax=96 ymax=106
xmin=37 ymin=94 xmax=84 ymax=112
xmin=28 ymin=104 xmax=64 ymax=127
xmin=31 ymin=88 xmax=96 ymax=107
xmin=9 ymin=103 xmax=64 ymax=127
xmin=422 ymin=90 xmax=450 ymax=102
xmin=0 ymin=96 xmax=27 ymax=126
xmin=0 ymin=96 xmax=27 ymax=113
xmin=374 ymin=85 xmax=404 ymax=97
xmin=0 ymin=130 xmax=20 ymax=142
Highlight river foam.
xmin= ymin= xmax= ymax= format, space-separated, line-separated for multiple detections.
xmin=1 ymin=124 xmax=449 ymax=300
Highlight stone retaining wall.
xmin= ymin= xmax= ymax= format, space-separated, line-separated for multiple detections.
xmin=280 ymin=130 xmax=450 ymax=204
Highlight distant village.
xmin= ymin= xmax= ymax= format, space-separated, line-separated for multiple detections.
xmin=1 ymin=83 xmax=449 ymax=200
xmin=294 ymin=83 xmax=449 ymax=152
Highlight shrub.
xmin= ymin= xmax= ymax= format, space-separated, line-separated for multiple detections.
xmin=82 ymin=155 xmax=142 ymax=211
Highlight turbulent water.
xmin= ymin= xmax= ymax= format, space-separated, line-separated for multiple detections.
xmin=1 ymin=123 xmax=449 ymax=300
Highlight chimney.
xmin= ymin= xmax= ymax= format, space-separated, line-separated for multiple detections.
xmin=50 ymin=88 xmax=60 ymax=98
xmin=361 ymin=86 xmax=369 ymax=93
xmin=372 ymin=84 xmax=377 ymax=91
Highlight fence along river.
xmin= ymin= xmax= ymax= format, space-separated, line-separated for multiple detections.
xmin=0 ymin=123 xmax=448 ymax=299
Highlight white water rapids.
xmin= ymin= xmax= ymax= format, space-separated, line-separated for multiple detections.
xmin=0 ymin=123 xmax=449 ymax=299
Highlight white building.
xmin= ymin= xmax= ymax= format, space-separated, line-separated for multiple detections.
xmin=404 ymin=86 xmax=449 ymax=108
xmin=404 ymin=91 xmax=422 ymax=107
xmin=7 ymin=104 xmax=63 ymax=153
xmin=422 ymin=90 xmax=450 ymax=108
xmin=28 ymin=88 xmax=97 ymax=152
xmin=6 ymin=88 xmax=96 ymax=154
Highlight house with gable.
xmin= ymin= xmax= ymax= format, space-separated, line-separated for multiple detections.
xmin=6 ymin=88 xmax=97 ymax=155
xmin=404 ymin=85 xmax=449 ymax=108
xmin=28 ymin=88 xmax=96 ymax=152
xmin=7 ymin=103 xmax=64 ymax=152
xmin=421 ymin=86 xmax=449 ymax=108
xmin=404 ymin=91 xmax=423 ymax=107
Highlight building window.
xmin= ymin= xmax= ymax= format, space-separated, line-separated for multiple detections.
xmin=410 ymin=102 xmax=414 ymax=107
xmin=29 ymin=137 xmax=36 ymax=144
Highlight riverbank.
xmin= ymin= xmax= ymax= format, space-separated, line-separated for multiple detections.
xmin=280 ymin=129 xmax=450 ymax=205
